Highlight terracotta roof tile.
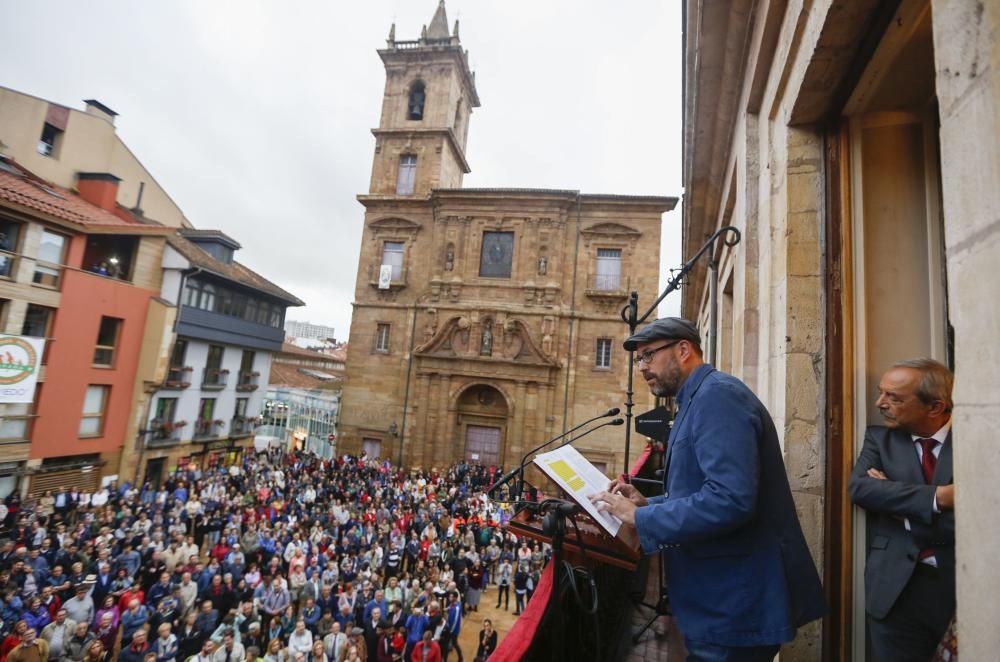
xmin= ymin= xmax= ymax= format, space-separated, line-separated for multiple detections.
xmin=0 ymin=157 xmax=163 ymax=232
xmin=168 ymin=234 xmax=304 ymax=306
xmin=268 ymin=363 xmax=342 ymax=390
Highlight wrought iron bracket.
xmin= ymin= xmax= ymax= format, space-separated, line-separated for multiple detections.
xmin=619 ymin=226 xmax=742 ymax=462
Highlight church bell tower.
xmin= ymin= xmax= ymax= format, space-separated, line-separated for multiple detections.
xmin=369 ymin=1 xmax=480 ymax=197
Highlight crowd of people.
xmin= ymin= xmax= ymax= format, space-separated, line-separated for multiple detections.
xmin=0 ymin=450 xmax=551 ymax=662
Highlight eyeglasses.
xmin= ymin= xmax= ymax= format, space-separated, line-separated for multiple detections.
xmin=633 ymin=341 xmax=681 ymax=366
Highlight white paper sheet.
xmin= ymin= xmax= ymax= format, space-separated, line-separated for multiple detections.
xmin=533 ymin=445 xmax=621 ymax=537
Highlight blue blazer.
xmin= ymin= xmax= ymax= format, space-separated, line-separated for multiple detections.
xmin=633 ymin=364 xmax=825 ymax=646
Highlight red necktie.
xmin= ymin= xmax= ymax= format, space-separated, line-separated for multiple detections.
xmin=918 ymin=438 xmax=939 ymax=561
xmin=919 ymin=438 xmax=938 ymax=483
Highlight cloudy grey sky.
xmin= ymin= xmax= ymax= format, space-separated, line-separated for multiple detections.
xmin=0 ymin=1 xmax=683 ymax=337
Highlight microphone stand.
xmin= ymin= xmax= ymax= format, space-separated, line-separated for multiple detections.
xmin=517 ymin=416 xmax=624 ymax=504
xmin=534 ymin=419 xmax=622 ymax=661
xmin=488 ymin=408 xmax=619 ymax=502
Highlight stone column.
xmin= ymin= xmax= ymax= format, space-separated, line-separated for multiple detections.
xmin=435 ymin=375 xmax=452 ymax=467
xmin=413 ymin=373 xmax=433 ymax=464
xmin=508 ymin=381 xmax=527 ymax=463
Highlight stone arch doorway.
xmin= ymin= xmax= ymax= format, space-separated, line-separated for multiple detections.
xmin=455 ymin=383 xmax=509 ymax=467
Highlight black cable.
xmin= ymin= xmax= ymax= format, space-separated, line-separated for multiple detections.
xmin=568 ymin=515 xmax=602 ymax=658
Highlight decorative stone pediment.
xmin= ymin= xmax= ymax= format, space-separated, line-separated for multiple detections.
xmin=367 ymin=217 xmax=422 ymax=238
xmin=580 ymin=222 xmax=642 ymax=239
xmin=579 ymin=222 xmax=642 ymax=251
xmin=415 ymin=315 xmax=557 ymax=366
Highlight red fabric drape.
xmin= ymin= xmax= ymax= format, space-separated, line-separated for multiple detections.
xmin=490 ymin=443 xmax=656 ymax=660
xmin=487 ymin=563 xmax=554 ymax=662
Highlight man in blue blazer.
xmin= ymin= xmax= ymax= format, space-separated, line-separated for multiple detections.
xmin=591 ymin=317 xmax=824 ymax=661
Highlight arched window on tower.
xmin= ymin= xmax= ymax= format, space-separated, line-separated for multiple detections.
xmin=408 ymin=81 xmax=426 ymax=120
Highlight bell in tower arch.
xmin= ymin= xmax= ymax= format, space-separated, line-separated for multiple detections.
xmin=408 ymin=81 xmax=426 ymax=120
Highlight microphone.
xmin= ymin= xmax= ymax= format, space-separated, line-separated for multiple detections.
xmin=487 ymin=407 xmax=621 ymax=500
xmin=552 ymin=418 xmax=624 ymax=451
xmin=518 ymin=418 xmax=625 ymax=503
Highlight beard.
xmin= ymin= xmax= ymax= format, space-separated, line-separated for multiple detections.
xmin=648 ymin=358 xmax=683 ymax=398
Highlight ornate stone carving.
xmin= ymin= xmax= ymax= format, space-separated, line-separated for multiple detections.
xmin=579 ymin=222 xmax=642 ymax=250
xmin=414 ymin=315 xmax=556 ymax=366
xmin=423 ymin=309 xmax=438 ymax=342
xmin=480 ymin=319 xmax=493 ymax=356
xmin=367 ymin=217 xmax=422 ymax=239
xmin=444 ymin=242 xmax=455 ymax=271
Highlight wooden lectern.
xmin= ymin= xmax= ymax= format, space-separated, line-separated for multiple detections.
xmin=492 ymin=444 xmax=664 ymax=661
xmin=507 ymin=499 xmax=641 ymax=570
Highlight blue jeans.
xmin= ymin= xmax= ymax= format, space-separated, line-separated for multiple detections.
xmin=684 ymin=640 xmax=780 ymax=662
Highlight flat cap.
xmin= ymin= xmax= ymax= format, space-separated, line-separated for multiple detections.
xmin=623 ymin=317 xmax=701 ymax=351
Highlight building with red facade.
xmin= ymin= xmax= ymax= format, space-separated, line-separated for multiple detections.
xmin=0 ymin=155 xmax=175 ymax=494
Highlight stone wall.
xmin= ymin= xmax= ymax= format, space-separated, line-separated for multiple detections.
xmin=339 ymin=191 xmax=670 ymax=473
xmin=681 ymin=1 xmax=843 ymax=658
xmin=931 ymin=0 xmax=1000 ymax=657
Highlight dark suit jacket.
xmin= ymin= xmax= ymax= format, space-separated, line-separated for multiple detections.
xmin=633 ymin=364 xmax=825 ymax=646
xmin=848 ymin=426 xmax=955 ymax=619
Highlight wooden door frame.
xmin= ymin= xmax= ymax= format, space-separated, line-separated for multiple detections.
xmin=823 ymin=119 xmax=857 ymax=662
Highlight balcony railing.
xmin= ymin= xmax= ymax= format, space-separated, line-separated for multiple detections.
xmin=230 ymin=417 xmax=256 ymax=436
xmin=202 ymin=368 xmax=229 ymax=390
xmin=236 ymin=371 xmax=260 ymax=392
xmin=194 ymin=419 xmax=224 ymax=439
xmin=163 ymin=366 xmax=193 ymax=389
xmin=585 ymin=272 xmax=630 ymax=299
xmin=149 ymin=419 xmax=186 ymax=445
xmin=367 ymin=262 xmax=408 ymax=290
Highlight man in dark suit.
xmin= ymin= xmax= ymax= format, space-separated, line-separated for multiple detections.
xmin=849 ymin=358 xmax=955 ymax=662
xmin=592 ymin=318 xmax=825 ymax=660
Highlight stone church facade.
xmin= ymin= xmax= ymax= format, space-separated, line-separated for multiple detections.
xmin=337 ymin=3 xmax=675 ymax=473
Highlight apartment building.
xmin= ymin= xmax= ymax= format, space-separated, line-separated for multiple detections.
xmin=131 ymin=230 xmax=303 ymax=486
xmin=0 ymin=154 xmax=174 ymax=496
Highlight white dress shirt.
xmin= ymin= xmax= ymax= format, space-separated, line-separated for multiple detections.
xmin=904 ymin=420 xmax=951 ymax=566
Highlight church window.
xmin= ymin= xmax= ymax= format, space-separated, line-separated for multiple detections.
xmin=397 ymin=155 xmax=417 ymax=195
xmin=375 ymin=323 xmax=391 ymax=353
xmin=479 ymin=231 xmax=514 ymax=278
xmin=596 ymin=338 xmax=613 ymax=369
xmin=595 ymin=248 xmax=622 ymax=290
xmin=407 ymin=81 xmax=426 ymax=121
xmin=382 ymin=241 xmax=405 ymax=280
